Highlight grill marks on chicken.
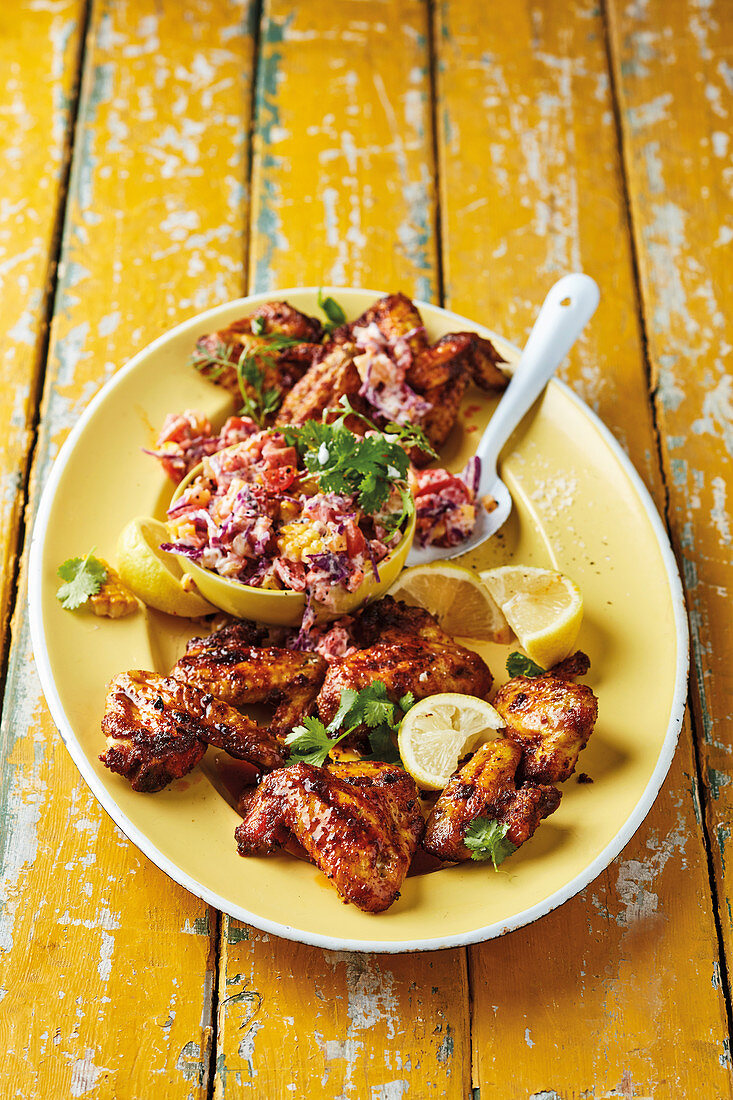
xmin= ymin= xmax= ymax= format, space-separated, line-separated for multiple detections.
xmin=423 ymin=739 xmax=561 ymax=862
xmin=235 ymin=760 xmax=424 ymax=912
xmin=173 ymin=621 xmax=327 ymax=743
xmin=493 ymin=672 xmax=598 ymax=784
xmin=316 ymin=597 xmax=493 ymax=726
xmin=100 ymin=670 xmax=284 ymax=792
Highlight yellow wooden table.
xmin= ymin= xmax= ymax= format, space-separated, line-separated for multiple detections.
xmin=1 ymin=1 xmax=731 ymax=1095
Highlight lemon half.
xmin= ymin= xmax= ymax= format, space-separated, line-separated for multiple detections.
xmin=117 ymin=517 xmax=216 ymax=618
xmin=398 ymin=693 xmax=503 ymax=790
xmin=389 ymin=563 xmax=511 ymax=642
xmin=479 ymin=565 xmax=583 ymax=669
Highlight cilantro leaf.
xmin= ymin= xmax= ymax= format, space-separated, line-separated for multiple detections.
xmin=506 ymin=652 xmax=546 ymax=678
xmin=325 ymin=688 xmax=360 ymax=735
xmin=399 ymin=692 xmax=416 ymax=713
xmin=56 ymin=551 xmax=107 ymax=610
xmin=251 ymin=316 xmax=266 ymax=335
xmin=463 ymin=818 xmax=517 ymax=869
xmin=285 ymin=715 xmax=354 ymax=767
xmin=317 ymin=288 xmax=347 ymax=332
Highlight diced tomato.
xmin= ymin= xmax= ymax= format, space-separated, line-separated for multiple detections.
xmin=262 ymin=465 xmax=297 ymax=493
xmin=344 ymin=520 xmax=366 ymax=557
xmin=413 ymin=468 xmax=469 ymax=499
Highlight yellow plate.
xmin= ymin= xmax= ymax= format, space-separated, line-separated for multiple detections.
xmin=29 ymin=288 xmax=688 ymax=953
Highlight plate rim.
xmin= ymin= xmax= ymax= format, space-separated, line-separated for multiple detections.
xmin=28 ymin=287 xmax=689 ymax=953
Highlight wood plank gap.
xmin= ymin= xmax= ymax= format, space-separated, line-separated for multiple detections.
xmin=0 ymin=0 xmax=92 ymax=708
xmin=204 ymin=908 xmax=223 ymax=1099
xmin=601 ymin=0 xmax=733 ymax=1046
xmin=426 ymin=0 xmax=446 ymax=306
xmin=241 ymin=0 xmax=264 ymax=283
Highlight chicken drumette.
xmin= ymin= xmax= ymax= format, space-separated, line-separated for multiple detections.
xmin=100 ymin=670 xmax=285 ymax=792
xmin=422 ymin=739 xmax=561 ymax=862
xmin=172 ymin=620 xmax=327 ymax=743
xmin=316 ymin=597 xmax=492 ymax=726
xmin=235 ymin=760 xmax=424 ymax=912
xmin=493 ymin=659 xmax=598 ymax=784
xmin=192 ymin=301 xmax=324 ymax=406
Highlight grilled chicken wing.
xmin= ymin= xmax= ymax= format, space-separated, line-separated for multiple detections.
xmin=423 ymin=739 xmax=561 ymax=862
xmin=100 ymin=670 xmax=284 ymax=792
xmin=317 ymin=597 xmax=492 ymax=725
xmin=173 ymin=621 xmax=327 ymax=742
xmin=234 ymin=760 xmax=424 ymax=912
xmin=275 ymin=342 xmax=367 ymax=429
xmin=331 ymin=291 xmax=428 ymax=359
xmin=493 ymin=673 xmax=598 ymax=784
xmin=192 ymin=301 xmax=323 ymax=407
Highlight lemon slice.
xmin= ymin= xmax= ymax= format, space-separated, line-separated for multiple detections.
xmin=398 ymin=693 xmax=503 ymax=790
xmin=389 ymin=563 xmax=511 ymax=641
xmin=117 ymin=517 xmax=216 ymax=617
xmin=479 ymin=565 xmax=583 ymax=669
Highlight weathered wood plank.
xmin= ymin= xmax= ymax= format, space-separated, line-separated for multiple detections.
xmin=214 ymin=2 xmax=471 ymax=1095
xmin=0 ymin=2 xmax=255 ymax=1096
xmin=607 ymin=0 xmax=733 ymax=961
xmin=0 ymin=0 xmax=85 ymax=662
xmin=435 ymin=1 xmax=732 ymax=1095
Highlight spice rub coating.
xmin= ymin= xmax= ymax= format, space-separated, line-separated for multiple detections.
xmin=173 ymin=621 xmax=326 ymax=742
xmin=423 ymin=739 xmax=561 ymax=862
xmin=493 ymin=673 xmax=598 ymax=784
xmin=100 ymin=669 xmax=284 ymax=792
xmin=235 ymin=760 xmax=424 ymax=912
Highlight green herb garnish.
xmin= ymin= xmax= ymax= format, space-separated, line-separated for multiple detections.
xmin=281 ymin=399 xmax=434 ymax=530
xmin=317 ymin=288 xmax=347 ymax=333
xmin=56 ymin=550 xmax=107 ymax=610
xmin=463 ymin=818 xmax=517 ymax=869
xmin=285 ymin=682 xmax=415 ymax=766
xmin=506 ymin=652 xmax=546 ymax=678
xmin=192 ymin=331 xmax=302 ymax=426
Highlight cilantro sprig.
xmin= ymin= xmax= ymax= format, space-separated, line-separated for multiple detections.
xmin=317 ymin=288 xmax=347 ymax=334
xmin=56 ymin=550 xmax=107 ymax=610
xmin=506 ymin=652 xmax=546 ymax=678
xmin=281 ymin=398 xmax=435 ymax=529
xmin=463 ymin=818 xmax=517 ymax=869
xmin=285 ymin=681 xmax=415 ymax=767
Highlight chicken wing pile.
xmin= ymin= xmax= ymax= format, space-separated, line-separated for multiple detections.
xmin=99 ymin=589 xmax=598 ymax=913
xmin=189 ymin=292 xmax=508 ymax=464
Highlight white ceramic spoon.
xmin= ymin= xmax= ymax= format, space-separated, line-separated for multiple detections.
xmin=406 ymin=272 xmax=601 ymax=567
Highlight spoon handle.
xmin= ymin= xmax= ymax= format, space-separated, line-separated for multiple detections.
xmin=476 ymin=273 xmax=600 ymax=487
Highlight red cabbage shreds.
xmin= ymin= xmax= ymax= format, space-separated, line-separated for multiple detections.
xmin=413 ymin=466 xmax=477 ymax=548
xmin=355 ymin=348 xmax=432 ymax=427
xmin=462 ymin=455 xmax=482 ymax=496
xmin=305 ymin=551 xmax=352 ymax=586
xmin=159 ymin=541 xmax=206 ymax=562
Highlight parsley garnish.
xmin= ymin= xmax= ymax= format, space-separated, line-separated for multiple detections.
xmin=317 ymin=288 xmax=347 ymax=333
xmin=56 ymin=550 xmax=107 ymax=610
xmin=463 ymin=818 xmax=517 ymax=869
xmin=285 ymin=682 xmax=415 ymax=766
xmin=506 ymin=652 xmax=546 ymax=678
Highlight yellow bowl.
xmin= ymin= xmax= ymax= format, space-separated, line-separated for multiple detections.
xmin=167 ymin=460 xmax=416 ymax=626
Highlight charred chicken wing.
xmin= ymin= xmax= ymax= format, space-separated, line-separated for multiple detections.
xmin=192 ymin=301 xmax=323 ymax=408
xmin=316 ymin=597 xmax=492 ymax=726
xmin=493 ymin=671 xmax=598 ymax=784
xmin=100 ymin=670 xmax=284 ymax=792
xmin=173 ymin=620 xmax=327 ymax=742
xmin=423 ymin=739 xmax=561 ymax=862
xmin=275 ymin=343 xmax=367 ymax=429
xmin=234 ymin=760 xmax=424 ymax=912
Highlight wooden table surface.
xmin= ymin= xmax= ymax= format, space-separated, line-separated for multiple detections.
xmin=1 ymin=1 xmax=731 ymax=1095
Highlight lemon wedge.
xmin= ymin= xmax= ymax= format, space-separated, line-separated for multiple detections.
xmin=398 ymin=693 xmax=503 ymax=790
xmin=479 ymin=565 xmax=583 ymax=669
xmin=389 ymin=563 xmax=511 ymax=641
xmin=117 ymin=517 xmax=216 ymax=617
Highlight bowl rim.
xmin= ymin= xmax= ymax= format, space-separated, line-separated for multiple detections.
xmin=28 ymin=286 xmax=689 ymax=953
